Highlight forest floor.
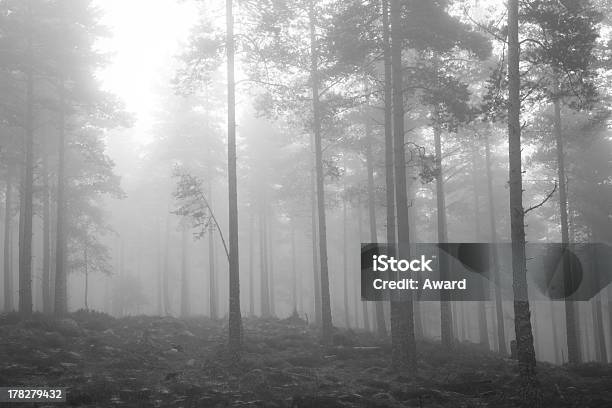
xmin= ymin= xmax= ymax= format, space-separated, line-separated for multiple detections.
xmin=0 ymin=311 xmax=611 ymax=408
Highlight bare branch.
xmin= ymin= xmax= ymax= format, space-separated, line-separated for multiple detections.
xmin=524 ymin=181 xmax=558 ymax=215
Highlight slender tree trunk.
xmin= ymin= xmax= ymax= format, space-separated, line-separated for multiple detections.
xmin=364 ymin=91 xmax=385 ymax=335
xmin=472 ymin=146 xmax=490 ymax=349
xmin=291 ymin=219 xmax=297 ymax=315
xmin=553 ymin=94 xmax=580 ymax=365
xmin=310 ymin=158 xmax=321 ymax=324
xmin=357 ymin=198 xmax=370 ymax=331
xmin=589 ymin=231 xmax=607 ymax=362
xmin=84 ymin=247 xmax=88 ymax=310
xmin=484 ymin=132 xmax=507 ymax=355
xmin=379 ymin=0 xmax=394 ymax=339
xmin=607 ymin=286 xmax=612 ymax=363
xmin=249 ymin=211 xmax=255 ymax=317
xmin=259 ymin=202 xmax=270 ymax=317
xmin=592 ymin=298 xmax=606 ymax=362
xmin=163 ymin=213 xmax=171 ymax=316
xmin=19 ymin=29 xmax=34 ymax=316
xmin=156 ymin=217 xmax=163 ymax=315
xmin=532 ymin=306 xmax=541 ymax=359
xmin=434 ymin=121 xmax=453 ymax=348
xmin=550 ymin=301 xmax=560 ymax=363
xmin=3 ymin=166 xmax=13 ymax=311
xmin=54 ymin=79 xmax=68 ymax=316
xmin=508 ymin=1 xmax=540 ymax=403
xmin=308 ymin=1 xmax=333 ymax=344
xmin=226 ymin=0 xmax=242 ymax=355
xmin=343 ymin=195 xmax=350 ymax=328
xmin=268 ymin=212 xmax=276 ymax=317
xmin=390 ymin=0 xmax=416 ymax=370
xmin=180 ymin=226 xmax=190 ymax=317
xmin=42 ymin=144 xmax=51 ymax=313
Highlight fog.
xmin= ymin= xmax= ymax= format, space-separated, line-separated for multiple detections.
xmin=2 ymin=0 xmax=612 ymax=406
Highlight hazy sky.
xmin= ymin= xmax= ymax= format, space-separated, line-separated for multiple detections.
xmin=95 ymin=0 xmax=199 ymax=146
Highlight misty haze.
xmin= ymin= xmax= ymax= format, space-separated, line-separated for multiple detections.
xmin=1 ymin=0 xmax=612 ymax=407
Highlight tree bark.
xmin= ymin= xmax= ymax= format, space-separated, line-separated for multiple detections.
xmin=472 ymin=146 xmax=489 ymax=349
xmin=19 ymin=29 xmax=34 ymax=316
xmin=484 ymin=132 xmax=507 ymax=355
xmin=180 ymin=226 xmax=190 ymax=317
xmin=364 ymin=85 xmax=385 ymax=335
xmin=553 ymin=93 xmax=580 ymax=364
xmin=357 ymin=199 xmax=370 ymax=331
xmin=343 ymin=193 xmax=350 ymax=328
xmin=156 ymin=217 xmax=163 ymax=315
xmin=592 ymin=298 xmax=606 ymax=362
xmin=310 ymin=155 xmax=321 ymax=324
xmin=226 ymin=0 xmax=242 ymax=355
xmin=507 ymin=0 xmax=541 ymax=403
xmin=163 ymin=212 xmax=171 ymax=316
xmin=549 ymin=301 xmax=560 ymax=363
xmin=308 ymin=0 xmax=333 ymax=344
xmin=259 ymin=199 xmax=270 ymax=317
xmin=434 ymin=121 xmax=453 ymax=348
xmin=249 ymin=211 xmax=255 ymax=316
xmin=54 ymin=79 xmax=68 ymax=316
xmin=291 ymin=219 xmax=297 ymax=314
xmin=42 ymin=142 xmax=51 ymax=313
xmin=390 ymin=0 xmax=416 ymax=371
xmin=3 ymin=166 xmax=13 ymax=311
xmin=84 ymin=247 xmax=88 ymax=310
xmin=268 ymin=212 xmax=276 ymax=317
xmin=379 ymin=0 xmax=394 ymax=339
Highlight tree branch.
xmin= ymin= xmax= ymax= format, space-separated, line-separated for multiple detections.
xmin=524 ymin=181 xmax=557 ymax=215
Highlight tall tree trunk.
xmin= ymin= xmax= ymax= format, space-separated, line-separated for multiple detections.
xmin=434 ymin=121 xmax=453 ymax=348
xmin=226 ymin=0 xmax=242 ymax=355
xmin=390 ymin=0 xmax=416 ymax=370
xmin=472 ymin=146 xmax=490 ymax=349
xmin=343 ymin=195 xmax=350 ymax=328
xmin=592 ymin=298 xmax=606 ymax=362
xmin=364 ymin=90 xmax=385 ymax=335
xmin=549 ymin=301 xmax=560 ymax=363
xmin=308 ymin=1 xmax=333 ymax=344
xmin=3 ymin=166 xmax=13 ymax=311
xmin=207 ymin=188 xmax=218 ymax=319
xmin=484 ymin=132 xmax=507 ymax=355
xmin=249 ymin=211 xmax=255 ymax=317
xmin=268 ymin=213 xmax=276 ymax=317
xmin=180 ymin=226 xmax=190 ymax=317
xmin=532 ymin=306 xmax=540 ymax=359
xmin=553 ymin=93 xmax=580 ymax=364
xmin=379 ymin=0 xmax=394 ymax=339
xmin=357 ymin=198 xmax=370 ymax=331
xmin=19 ymin=30 xmax=34 ymax=316
xmin=54 ymin=79 xmax=68 ymax=316
xmin=291 ymin=219 xmax=297 ymax=315
xmin=42 ymin=143 xmax=51 ymax=313
xmin=163 ymin=212 xmax=171 ymax=316
xmin=310 ymin=157 xmax=321 ymax=324
xmin=589 ymin=229 xmax=607 ymax=362
xmin=507 ymin=0 xmax=541 ymax=403
xmin=208 ymin=222 xmax=218 ymax=318
xmin=607 ymin=286 xmax=612 ymax=363
xmin=84 ymin=247 xmax=88 ymax=310
xmin=156 ymin=217 xmax=163 ymax=315
xmin=259 ymin=202 xmax=270 ymax=317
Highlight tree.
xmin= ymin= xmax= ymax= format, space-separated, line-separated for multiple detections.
xmin=520 ymin=0 xmax=602 ymax=365
xmin=390 ymin=0 xmax=416 ymax=370
xmin=507 ymin=0 xmax=541 ymax=404
xmin=227 ymin=0 xmax=242 ymax=356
